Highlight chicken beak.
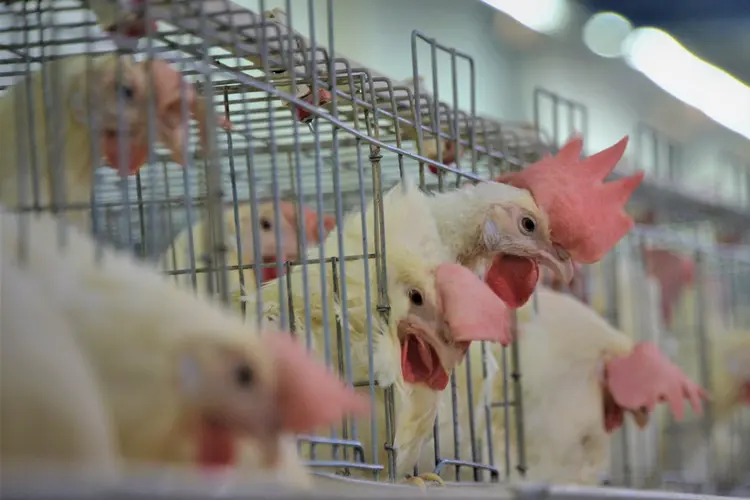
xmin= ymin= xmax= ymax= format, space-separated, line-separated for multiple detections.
xmin=436 ymin=323 xmax=470 ymax=373
xmin=630 ymin=407 xmax=650 ymax=428
xmin=531 ymin=243 xmax=574 ymax=284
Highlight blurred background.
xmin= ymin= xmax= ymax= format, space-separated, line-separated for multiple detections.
xmin=2 ymin=0 xmax=748 ymax=250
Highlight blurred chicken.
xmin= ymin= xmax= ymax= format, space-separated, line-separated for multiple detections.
xmin=86 ymin=0 xmax=155 ymax=39
xmin=586 ymin=212 xmax=696 ymax=336
xmin=163 ymin=201 xmax=335 ymax=304
xmin=0 ymin=54 xmax=230 ymax=229
xmin=667 ymin=331 xmax=750 ymax=489
xmin=420 ymin=286 xmax=707 ymax=485
xmin=0 ymin=257 xmax=118 ymax=478
xmin=423 ymin=138 xmax=463 ymax=176
xmin=246 ymin=180 xmax=511 ymax=487
xmin=710 ymin=332 xmax=750 ymax=422
xmin=85 ymin=4 xmax=333 ymax=121
xmin=0 ymin=206 xmax=368 ymax=486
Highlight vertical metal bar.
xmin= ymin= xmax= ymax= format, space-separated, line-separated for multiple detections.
xmin=532 ymin=88 xmax=541 ymax=142
xmin=510 ymin=314 xmax=527 ymax=480
xmin=429 ymin=38 xmax=443 ymax=192
xmin=135 ymin=172 xmax=147 ymax=257
xmin=693 ymin=250 xmax=715 ymax=493
xmin=464 ymin=352 xmax=480 ymax=481
xmin=359 ymin=72 xmax=383 ymax=479
xmin=307 ymin=0 xmax=333 ymax=370
xmin=450 ymin=49 xmax=461 ymax=187
xmin=258 ymin=0 xmax=288 ymax=327
xmin=481 ymin=342 xmax=496 ymax=473
xmin=411 ymin=32 xmax=426 ymax=189
xmin=285 ymin=0 xmax=313 ymax=355
xmin=607 ymin=246 xmax=631 ymax=486
xmin=551 ymin=94 xmax=560 ymax=147
xmin=222 ymin=88 xmax=248 ymax=315
xmin=330 ymin=257 xmax=346 ymax=462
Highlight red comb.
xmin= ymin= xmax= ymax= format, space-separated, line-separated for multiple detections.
xmin=496 ymin=135 xmax=644 ymax=263
xmin=642 ymin=248 xmax=695 ymax=327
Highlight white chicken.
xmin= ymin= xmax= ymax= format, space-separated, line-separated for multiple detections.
xmin=0 ymin=205 xmax=368 ymax=486
xmin=0 ymin=53 xmax=229 ymax=228
xmin=163 ymin=200 xmax=335 ymax=305
xmin=0 ymin=256 xmax=119 ymax=478
xmin=419 ymin=286 xmax=706 ymax=486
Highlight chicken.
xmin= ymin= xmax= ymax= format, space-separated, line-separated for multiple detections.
xmin=163 ymin=200 xmax=335 ymax=304
xmin=85 ymin=0 xmax=155 ymax=39
xmin=0 ymin=53 xmax=230 ymax=229
xmin=423 ymin=138 xmax=464 ymax=176
xmin=664 ymin=330 xmax=750 ymax=488
xmin=426 ymin=135 xmax=643 ymax=310
xmin=419 ymin=286 xmax=707 ymax=486
xmin=0 ymin=256 xmax=118 ymax=478
xmin=584 ymin=212 xmax=696 ymax=336
xmin=709 ymin=332 xmax=750 ymax=422
xmin=0 ymin=206 xmax=368 ymax=485
xmin=245 ymin=180 xmax=511 ymax=487
xmin=85 ymin=4 xmax=333 ymax=122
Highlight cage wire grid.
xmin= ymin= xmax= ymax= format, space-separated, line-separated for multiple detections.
xmin=0 ymin=0 xmax=541 ymax=488
xmin=1 ymin=0 xmax=749 ymax=496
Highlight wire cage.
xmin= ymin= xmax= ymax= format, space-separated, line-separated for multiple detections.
xmin=1 ymin=0 xmax=749 ymax=497
xmin=0 ymin=0 xmax=553 ymax=490
xmin=555 ymin=224 xmax=749 ymax=496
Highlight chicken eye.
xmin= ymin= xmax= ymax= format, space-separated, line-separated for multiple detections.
xmin=520 ymin=216 xmax=536 ymax=234
xmin=119 ymin=85 xmax=134 ymax=100
xmin=234 ymin=364 xmax=254 ymax=388
xmin=259 ymin=218 xmax=272 ymax=231
xmin=408 ymin=289 xmax=424 ymax=306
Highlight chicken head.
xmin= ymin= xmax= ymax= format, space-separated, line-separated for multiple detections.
xmin=397 ymin=262 xmax=510 ymax=391
xmin=486 ymin=135 xmax=644 ymax=308
xmin=601 ymin=342 xmax=707 ymax=433
xmin=95 ymin=57 xmax=231 ymax=176
xmin=239 ymin=201 xmax=336 ymax=282
xmin=94 ymin=0 xmax=156 ymax=40
xmin=477 ymin=189 xmax=575 ymax=307
xmin=177 ymin=331 xmax=369 ymax=469
xmin=424 ymin=138 xmax=463 ymax=175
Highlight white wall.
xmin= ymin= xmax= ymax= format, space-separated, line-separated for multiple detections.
xmin=237 ymin=0 xmax=750 ymax=208
xmin=239 ymin=0 xmax=523 ymax=120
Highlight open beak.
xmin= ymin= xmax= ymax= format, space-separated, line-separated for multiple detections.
xmin=398 ymin=317 xmax=468 ymax=391
xmin=529 ymin=243 xmax=574 ymax=284
xmin=101 ymin=128 xmax=149 ymax=176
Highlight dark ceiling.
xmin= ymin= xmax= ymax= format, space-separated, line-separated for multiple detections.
xmin=577 ymin=0 xmax=750 ymax=84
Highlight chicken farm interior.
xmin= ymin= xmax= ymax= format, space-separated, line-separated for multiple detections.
xmin=0 ymin=0 xmax=749 ymax=499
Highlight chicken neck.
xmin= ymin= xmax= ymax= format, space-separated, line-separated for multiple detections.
xmin=426 ymin=183 xmax=513 ymax=269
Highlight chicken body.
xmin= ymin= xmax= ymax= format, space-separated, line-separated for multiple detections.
xmin=0 ymin=206 xmax=367 ymax=483
xmin=665 ymin=331 xmax=750 ymax=488
xmin=420 ymin=287 xmax=634 ymax=485
xmin=420 ymin=286 xmax=705 ymax=486
xmin=0 ymin=256 xmax=119 ymax=477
